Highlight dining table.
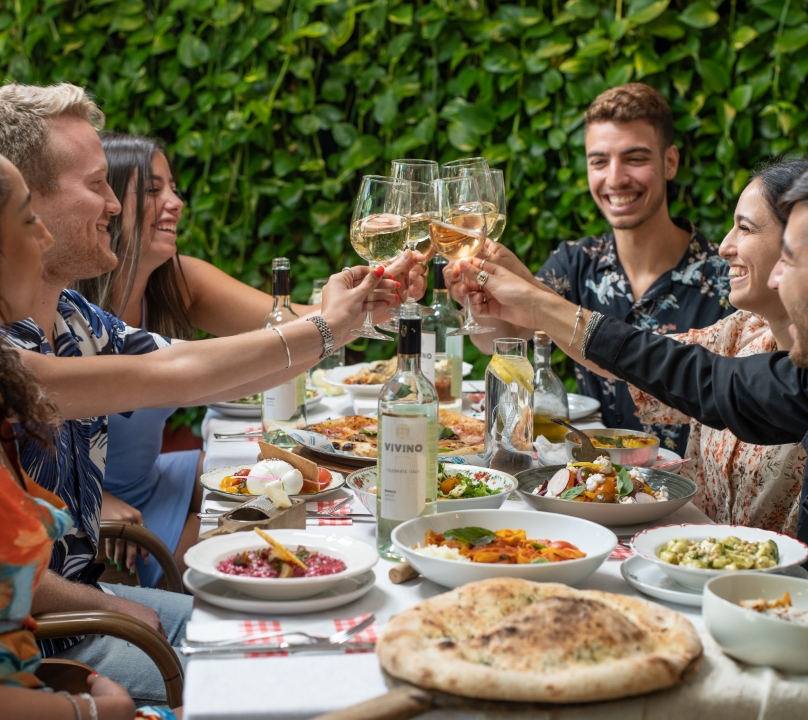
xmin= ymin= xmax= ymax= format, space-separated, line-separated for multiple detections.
xmin=181 ymin=386 xmax=808 ymax=720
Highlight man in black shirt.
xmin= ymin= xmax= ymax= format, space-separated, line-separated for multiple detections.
xmin=467 ymin=84 xmax=730 ymax=457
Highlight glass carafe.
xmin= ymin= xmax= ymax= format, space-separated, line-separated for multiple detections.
xmin=533 ymin=331 xmax=569 ymax=442
xmin=484 ymin=338 xmax=534 ymax=473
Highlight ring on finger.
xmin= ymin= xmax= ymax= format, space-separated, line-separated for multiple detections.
xmin=479 ymin=258 xmax=487 ymax=271
xmin=341 ymin=267 xmax=355 ymax=283
xmin=476 ymin=269 xmax=490 ymax=288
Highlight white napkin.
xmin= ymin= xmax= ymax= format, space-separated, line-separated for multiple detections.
xmin=534 ymin=435 xmax=567 ymax=466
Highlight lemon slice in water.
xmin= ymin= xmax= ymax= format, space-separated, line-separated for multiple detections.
xmin=489 ymin=354 xmax=534 ymax=393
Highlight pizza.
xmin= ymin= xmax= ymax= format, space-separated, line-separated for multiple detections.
xmin=303 ymin=411 xmax=485 ymax=458
xmin=377 ymin=578 xmax=702 ymax=704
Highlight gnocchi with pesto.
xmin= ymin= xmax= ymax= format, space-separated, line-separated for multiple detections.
xmin=656 ymin=536 xmax=779 ymax=570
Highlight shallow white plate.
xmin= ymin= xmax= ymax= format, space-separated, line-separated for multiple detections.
xmin=620 ymin=555 xmax=703 ymax=607
xmin=184 ymin=529 xmax=378 ymax=600
xmin=631 ymin=524 xmax=808 ymax=590
xmin=392 ymin=509 xmax=616 ymax=589
xmin=567 ymin=393 xmax=600 ymax=421
xmin=199 ymin=464 xmax=346 ymax=502
xmin=183 ymin=568 xmax=376 ymax=614
xmin=346 ymin=464 xmax=517 ymax=517
xmin=209 ymin=389 xmax=324 ymax=418
xmin=325 ymin=362 xmax=474 ymax=398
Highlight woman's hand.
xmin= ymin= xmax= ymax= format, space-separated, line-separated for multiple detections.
xmin=86 ymin=673 xmax=136 ymax=720
xmin=320 ymin=254 xmax=408 ymax=343
xmin=393 ymin=247 xmax=433 ymax=302
xmin=443 ymin=240 xmax=535 ymax=306
xmin=454 ymin=257 xmax=556 ymax=329
xmin=101 ymin=492 xmax=149 ymax=573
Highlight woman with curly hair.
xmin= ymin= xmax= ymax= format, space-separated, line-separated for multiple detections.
xmin=0 ymin=154 xmax=177 ymax=719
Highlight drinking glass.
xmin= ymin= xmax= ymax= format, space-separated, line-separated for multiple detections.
xmin=350 ymin=175 xmax=411 ymax=341
xmin=488 ymin=168 xmax=507 ymax=241
xmin=429 ymin=176 xmax=496 ymax=335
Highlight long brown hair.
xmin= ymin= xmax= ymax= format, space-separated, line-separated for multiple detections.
xmin=0 ymin=157 xmax=60 ymax=446
xmin=75 ymin=133 xmax=194 ymax=339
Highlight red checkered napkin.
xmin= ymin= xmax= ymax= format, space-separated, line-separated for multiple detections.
xmin=610 ymin=542 xmax=634 ymax=560
xmin=308 ymin=498 xmax=352 ymax=526
xmin=243 ymin=425 xmax=262 ymax=442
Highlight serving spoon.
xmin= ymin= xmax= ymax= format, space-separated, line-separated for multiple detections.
xmin=550 ymin=417 xmax=599 ymax=462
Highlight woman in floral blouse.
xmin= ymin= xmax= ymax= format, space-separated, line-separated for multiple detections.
xmin=629 ymin=159 xmax=808 ymax=536
xmin=0 ymin=153 xmax=179 ymax=719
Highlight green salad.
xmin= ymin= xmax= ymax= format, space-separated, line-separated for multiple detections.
xmin=437 ymin=463 xmax=500 ymax=500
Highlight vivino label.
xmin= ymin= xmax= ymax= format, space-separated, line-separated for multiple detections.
xmin=421 ymin=331 xmax=436 ymax=384
xmin=380 ymin=414 xmax=427 ymax=521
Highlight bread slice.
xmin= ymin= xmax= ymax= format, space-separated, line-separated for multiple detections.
xmin=258 ymin=440 xmax=318 ymax=481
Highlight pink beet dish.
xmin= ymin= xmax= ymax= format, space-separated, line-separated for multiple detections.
xmin=217 ymin=546 xmax=346 ymax=578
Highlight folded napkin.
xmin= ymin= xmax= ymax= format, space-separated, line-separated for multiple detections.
xmin=186 ymin=613 xmax=378 ymax=658
xmin=534 ymin=436 xmax=567 ymax=466
xmin=308 ymin=498 xmax=352 ymax=526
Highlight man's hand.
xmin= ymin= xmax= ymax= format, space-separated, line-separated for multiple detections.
xmin=100 ymin=491 xmax=149 ymax=572
xmin=106 ymin=594 xmax=168 ymax=638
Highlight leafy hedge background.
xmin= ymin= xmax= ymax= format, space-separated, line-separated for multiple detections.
xmin=3 ymin=0 xmax=808 ymax=428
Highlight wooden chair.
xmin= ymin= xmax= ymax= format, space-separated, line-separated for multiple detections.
xmin=33 ymin=521 xmax=186 ymax=707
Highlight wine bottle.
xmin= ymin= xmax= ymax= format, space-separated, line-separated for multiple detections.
xmin=422 ymin=254 xmax=463 ymax=404
xmin=376 ymin=302 xmax=438 ymax=561
xmin=533 ymin=331 xmax=570 ymax=443
xmin=261 ymin=258 xmax=307 ymax=448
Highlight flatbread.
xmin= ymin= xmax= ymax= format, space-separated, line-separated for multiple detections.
xmin=377 ymin=578 xmax=702 ymax=704
xmin=303 ymin=412 xmax=485 ymax=459
xmin=257 ymin=440 xmax=318 ymax=481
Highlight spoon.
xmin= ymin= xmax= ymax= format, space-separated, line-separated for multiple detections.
xmin=551 ymin=417 xmax=599 ymax=462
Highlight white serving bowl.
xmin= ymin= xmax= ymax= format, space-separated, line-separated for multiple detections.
xmin=184 ymin=529 xmax=378 ymax=600
xmin=346 ymin=464 xmax=517 ymax=517
xmin=631 ymin=524 xmax=808 ymax=591
xmin=565 ymin=428 xmax=660 ymax=467
xmin=515 ymin=465 xmax=696 ymax=526
xmin=391 ymin=509 xmax=616 ymax=589
xmin=323 ymin=363 xmax=385 ymax=397
xmin=704 ymin=573 xmax=808 ymax=673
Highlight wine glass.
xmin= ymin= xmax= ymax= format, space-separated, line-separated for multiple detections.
xmin=488 ymin=168 xmax=507 ymax=242
xmin=349 ymin=175 xmax=411 ymax=341
xmin=429 ymin=176 xmax=496 ymax=336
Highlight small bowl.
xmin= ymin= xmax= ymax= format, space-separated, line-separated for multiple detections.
xmin=515 ymin=464 xmax=696 ymax=526
xmin=391 ymin=509 xmax=616 ymax=589
xmin=631 ymin=524 xmax=808 ymax=591
xmin=704 ymin=573 xmax=808 ymax=673
xmin=184 ymin=530 xmax=378 ymax=600
xmin=565 ymin=428 xmax=660 ymax=467
xmin=346 ymin=464 xmax=517 ymax=517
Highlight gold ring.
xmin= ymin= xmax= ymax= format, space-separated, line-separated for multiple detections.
xmin=479 ymin=258 xmax=487 ymax=271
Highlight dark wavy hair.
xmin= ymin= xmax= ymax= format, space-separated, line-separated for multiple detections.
xmin=74 ymin=133 xmax=194 ymax=339
xmin=751 ymin=156 xmax=808 ymax=227
xmin=0 ymin=158 xmax=60 ymax=447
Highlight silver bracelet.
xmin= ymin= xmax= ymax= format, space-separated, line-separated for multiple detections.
xmin=271 ymin=326 xmax=291 ymax=369
xmin=580 ymin=311 xmax=604 ymax=360
xmin=78 ymin=693 xmax=98 ymax=720
xmin=307 ymin=316 xmax=335 ymax=359
xmin=59 ymin=691 xmax=82 ymax=720
xmin=569 ymin=305 xmax=583 ymax=346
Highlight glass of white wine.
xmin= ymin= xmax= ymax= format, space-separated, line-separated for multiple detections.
xmin=489 ymin=168 xmax=507 ymax=242
xmin=429 ymin=176 xmax=496 ymax=336
xmin=350 ymin=175 xmax=411 ymax=341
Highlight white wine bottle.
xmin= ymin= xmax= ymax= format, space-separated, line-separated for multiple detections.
xmin=376 ymin=302 xmax=438 ymax=561
xmin=261 ymin=258 xmax=307 ymax=448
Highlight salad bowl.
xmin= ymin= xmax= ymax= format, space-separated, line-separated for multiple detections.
xmin=346 ymin=464 xmax=517 ymax=517
xmin=515 ymin=464 xmax=697 ymax=526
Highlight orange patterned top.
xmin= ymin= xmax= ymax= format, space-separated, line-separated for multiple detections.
xmin=630 ymin=310 xmax=805 ymax=536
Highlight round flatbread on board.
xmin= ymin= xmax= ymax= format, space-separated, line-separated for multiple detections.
xmin=377 ymin=578 xmax=702 ymax=704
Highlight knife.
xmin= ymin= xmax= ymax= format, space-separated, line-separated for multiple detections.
xmin=181 ymin=641 xmax=376 ymax=657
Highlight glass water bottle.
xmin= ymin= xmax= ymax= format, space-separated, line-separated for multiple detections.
xmin=484 ymin=338 xmax=534 ymax=473
xmin=532 ymin=331 xmax=570 ymax=443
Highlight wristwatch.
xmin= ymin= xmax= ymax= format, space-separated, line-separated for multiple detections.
xmin=307 ymin=316 xmax=334 ymax=359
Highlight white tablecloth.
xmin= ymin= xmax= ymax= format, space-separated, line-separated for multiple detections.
xmin=183 ymin=393 xmax=808 ymax=720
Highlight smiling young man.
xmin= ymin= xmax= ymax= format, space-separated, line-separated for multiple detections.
xmin=471 ymin=84 xmax=730 ymax=456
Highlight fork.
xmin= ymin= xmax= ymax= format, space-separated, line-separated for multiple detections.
xmin=181 ymin=612 xmax=376 ymax=649
xmin=213 ymin=430 xmax=263 ymax=440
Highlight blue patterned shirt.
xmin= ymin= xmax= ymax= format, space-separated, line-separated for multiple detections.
xmin=1 ymin=290 xmax=169 ymax=655
xmin=537 ymin=217 xmax=732 ymax=456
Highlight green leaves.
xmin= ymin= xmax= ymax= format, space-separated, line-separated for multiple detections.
xmin=773 ymin=26 xmax=808 ymax=55
xmin=616 ymin=468 xmax=633 ymax=497
xmin=560 ymin=485 xmax=586 ymax=500
xmin=443 ymin=527 xmax=497 ymax=546
xmin=679 ymin=2 xmax=719 ymax=29
xmin=628 ymin=0 xmax=670 ymax=26
xmin=177 ymin=34 xmax=210 ymax=68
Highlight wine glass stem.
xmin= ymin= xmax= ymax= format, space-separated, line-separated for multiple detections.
xmin=464 ymin=294 xmax=474 ymax=323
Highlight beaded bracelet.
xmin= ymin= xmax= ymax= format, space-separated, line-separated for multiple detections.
xmin=580 ymin=311 xmax=604 ymax=361
xmin=59 ymin=691 xmax=82 ymax=720
xmin=78 ymin=693 xmax=98 ymax=720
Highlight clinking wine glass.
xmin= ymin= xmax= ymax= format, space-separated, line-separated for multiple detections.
xmin=349 ymin=175 xmax=411 ymax=341
xmin=488 ymin=168 xmax=507 ymax=242
xmin=429 ymin=176 xmax=496 ymax=336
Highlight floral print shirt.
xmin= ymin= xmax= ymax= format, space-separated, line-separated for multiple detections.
xmin=630 ymin=310 xmax=805 ymax=536
xmin=0 ymin=290 xmax=170 ymax=656
xmin=537 ymin=217 xmax=731 ymax=456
